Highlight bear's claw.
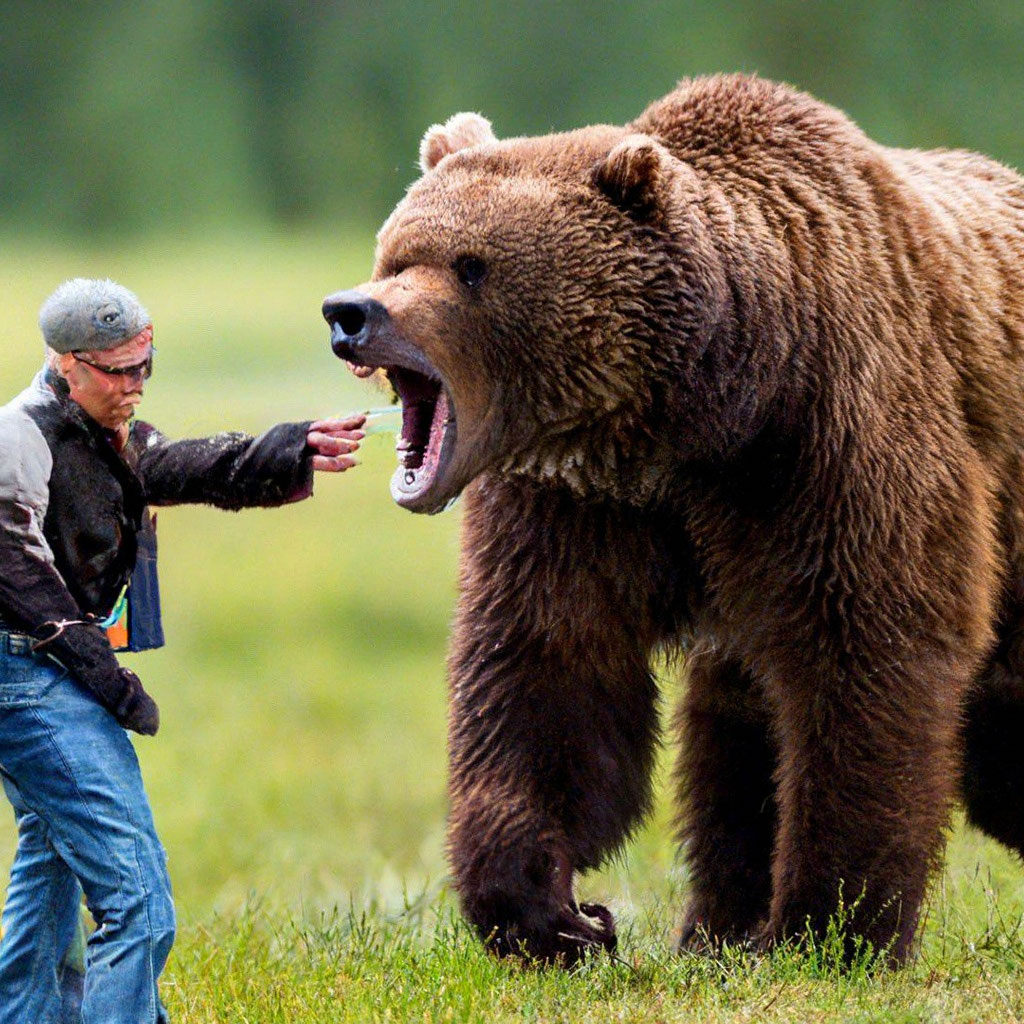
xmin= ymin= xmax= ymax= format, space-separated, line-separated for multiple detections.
xmin=485 ymin=900 xmax=617 ymax=965
xmin=576 ymin=901 xmax=616 ymax=945
xmin=537 ymin=901 xmax=618 ymax=964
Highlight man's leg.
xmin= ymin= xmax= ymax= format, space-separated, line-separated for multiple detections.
xmin=58 ymin=904 xmax=88 ymax=1024
xmin=0 ymin=665 xmax=174 ymax=1024
xmin=0 ymin=797 xmax=83 ymax=1024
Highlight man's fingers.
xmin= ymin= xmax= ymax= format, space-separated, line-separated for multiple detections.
xmin=312 ymin=454 xmax=359 ymax=472
xmin=307 ymin=416 xmax=371 ymax=470
xmin=347 ymin=362 xmax=377 ymax=379
xmin=309 ymin=415 xmax=366 ymax=434
xmin=307 ymin=431 xmax=361 ymax=455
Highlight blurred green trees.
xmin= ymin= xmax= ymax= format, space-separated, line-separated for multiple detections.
xmin=2 ymin=0 xmax=1022 ymax=235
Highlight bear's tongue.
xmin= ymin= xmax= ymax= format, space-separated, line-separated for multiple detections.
xmin=388 ymin=368 xmax=455 ymax=506
xmin=390 ymin=369 xmax=440 ymax=470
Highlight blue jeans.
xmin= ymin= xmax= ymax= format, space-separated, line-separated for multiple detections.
xmin=0 ymin=642 xmax=174 ymax=1023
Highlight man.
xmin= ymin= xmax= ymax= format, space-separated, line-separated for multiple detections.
xmin=0 ymin=278 xmax=365 ymax=1023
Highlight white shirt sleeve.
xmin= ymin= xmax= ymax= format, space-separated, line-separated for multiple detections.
xmin=0 ymin=405 xmax=58 ymax=571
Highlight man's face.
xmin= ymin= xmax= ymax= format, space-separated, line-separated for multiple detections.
xmin=57 ymin=327 xmax=154 ymax=430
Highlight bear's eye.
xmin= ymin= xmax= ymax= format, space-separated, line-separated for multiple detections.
xmin=454 ymin=255 xmax=487 ymax=289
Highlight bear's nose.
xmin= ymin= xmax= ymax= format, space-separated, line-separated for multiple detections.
xmin=322 ymin=290 xmax=388 ymax=360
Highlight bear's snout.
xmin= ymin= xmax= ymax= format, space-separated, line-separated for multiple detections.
xmin=322 ymin=289 xmax=388 ymax=362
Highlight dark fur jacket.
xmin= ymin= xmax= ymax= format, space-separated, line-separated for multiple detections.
xmin=0 ymin=367 xmax=314 ymax=693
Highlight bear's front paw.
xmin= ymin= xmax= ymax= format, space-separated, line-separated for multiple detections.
xmin=572 ymin=901 xmax=618 ymax=955
xmin=487 ymin=900 xmax=617 ymax=966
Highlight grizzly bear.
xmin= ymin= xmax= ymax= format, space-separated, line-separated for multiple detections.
xmin=323 ymin=74 xmax=1024 ymax=964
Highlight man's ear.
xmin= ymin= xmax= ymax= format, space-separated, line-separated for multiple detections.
xmin=419 ymin=112 xmax=497 ymax=172
xmin=592 ymin=134 xmax=667 ymax=220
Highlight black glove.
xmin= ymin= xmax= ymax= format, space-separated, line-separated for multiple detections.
xmin=33 ymin=621 xmax=160 ymax=735
xmin=112 ymin=667 xmax=160 ymax=735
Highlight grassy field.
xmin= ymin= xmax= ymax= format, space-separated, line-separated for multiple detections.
xmin=2 ymin=234 xmax=1024 ymax=1022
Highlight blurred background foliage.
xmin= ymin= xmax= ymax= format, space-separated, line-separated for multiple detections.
xmin=3 ymin=0 xmax=1024 ymax=238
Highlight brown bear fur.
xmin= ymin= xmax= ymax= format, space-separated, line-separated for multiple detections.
xmin=324 ymin=73 xmax=1024 ymax=964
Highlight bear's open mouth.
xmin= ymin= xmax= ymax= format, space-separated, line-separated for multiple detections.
xmin=386 ymin=367 xmax=457 ymax=510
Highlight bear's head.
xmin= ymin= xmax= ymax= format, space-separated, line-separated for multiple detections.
xmin=324 ymin=113 xmax=729 ymax=513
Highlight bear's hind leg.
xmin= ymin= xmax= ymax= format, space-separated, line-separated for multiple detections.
xmin=674 ymin=651 xmax=776 ymax=950
xmin=963 ymin=656 xmax=1024 ymax=856
xmin=763 ymin=651 xmax=964 ymax=963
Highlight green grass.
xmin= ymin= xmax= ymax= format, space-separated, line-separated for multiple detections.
xmin=161 ymin=861 xmax=1024 ymax=1023
xmin=3 ymin=233 xmax=1024 ymax=1021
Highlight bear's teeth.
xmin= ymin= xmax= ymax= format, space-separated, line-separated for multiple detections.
xmin=400 ymin=447 xmax=426 ymax=469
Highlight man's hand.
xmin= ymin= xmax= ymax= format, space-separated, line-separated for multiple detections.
xmin=306 ymin=414 xmax=366 ymax=472
xmin=113 ymin=667 xmax=160 ymax=735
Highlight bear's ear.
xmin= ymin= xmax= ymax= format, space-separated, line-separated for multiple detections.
xmin=592 ymin=134 xmax=667 ymax=220
xmin=419 ymin=112 xmax=497 ymax=173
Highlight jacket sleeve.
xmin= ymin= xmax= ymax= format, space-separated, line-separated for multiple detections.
xmin=134 ymin=421 xmax=315 ymax=509
xmin=0 ymin=409 xmax=82 ymax=629
xmin=0 ymin=410 xmax=125 ymax=697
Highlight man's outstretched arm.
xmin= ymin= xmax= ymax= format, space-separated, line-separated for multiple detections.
xmin=135 ymin=414 xmax=365 ymax=508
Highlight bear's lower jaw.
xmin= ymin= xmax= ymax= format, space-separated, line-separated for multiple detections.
xmin=390 ymin=388 xmax=459 ymax=512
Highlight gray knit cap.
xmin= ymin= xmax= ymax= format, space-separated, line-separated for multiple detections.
xmin=39 ymin=278 xmax=151 ymax=353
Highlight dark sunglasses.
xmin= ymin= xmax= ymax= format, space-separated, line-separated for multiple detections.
xmin=72 ymin=348 xmax=154 ymax=383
